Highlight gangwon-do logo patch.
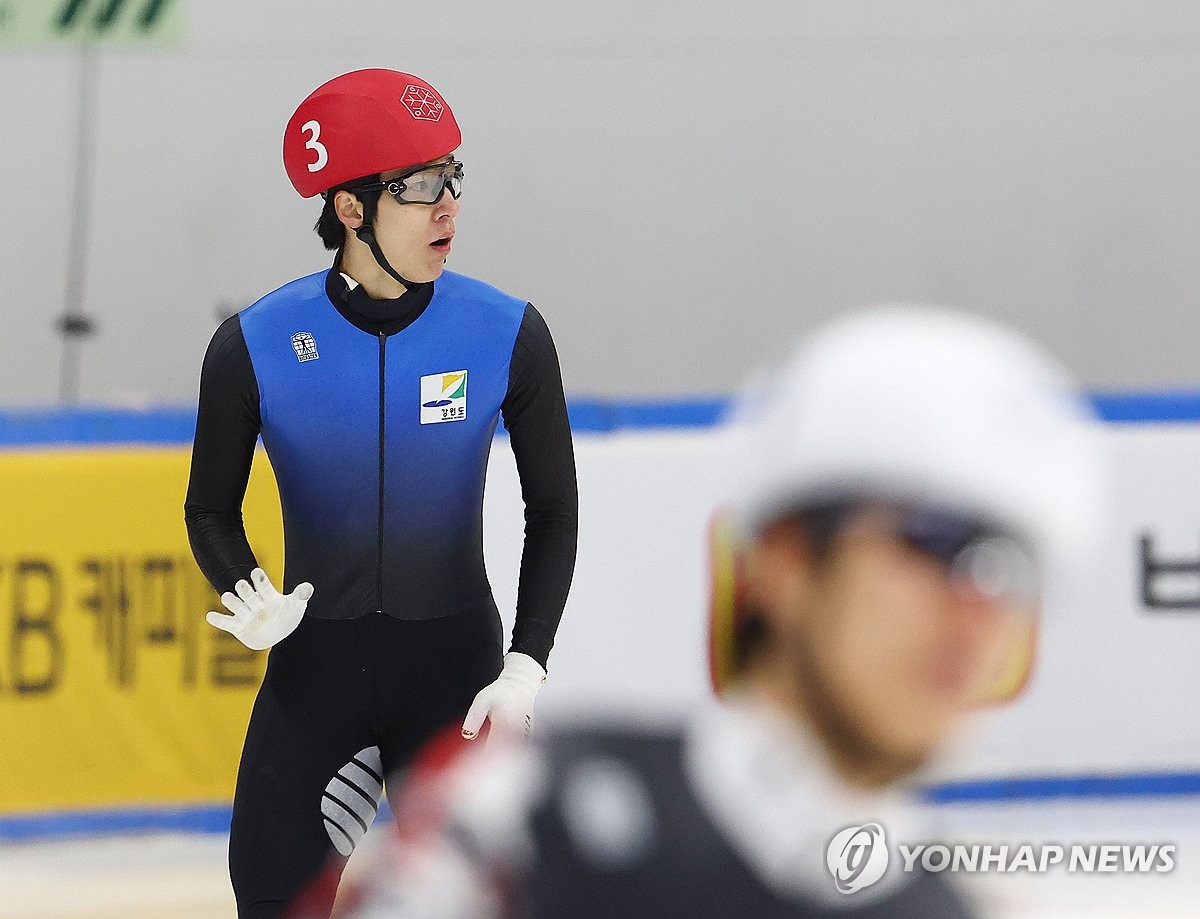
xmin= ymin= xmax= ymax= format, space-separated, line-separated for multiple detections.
xmin=291 ymin=331 xmax=319 ymax=363
xmin=420 ymin=370 xmax=467 ymax=424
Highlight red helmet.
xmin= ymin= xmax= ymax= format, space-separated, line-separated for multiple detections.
xmin=283 ymin=69 xmax=461 ymax=198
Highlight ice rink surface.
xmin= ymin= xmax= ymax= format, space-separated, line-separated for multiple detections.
xmin=4 ymin=798 xmax=1199 ymax=918
xmin=0 ymin=832 xmax=231 ymax=919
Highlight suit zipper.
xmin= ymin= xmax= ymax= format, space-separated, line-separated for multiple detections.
xmin=377 ymin=331 xmax=386 ymax=615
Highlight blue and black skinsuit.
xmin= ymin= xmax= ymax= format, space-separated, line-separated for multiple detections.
xmin=184 ymin=266 xmax=578 ymax=919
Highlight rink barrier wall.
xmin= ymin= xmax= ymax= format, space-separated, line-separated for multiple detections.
xmin=4 ymin=394 xmax=1200 ymax=841
xmin=0 ymin=399 xmax=729 ymax=444
xmin=0 ymin=390 xmax=1197 ymax=446
xmin=6 ymin=770 xmax=1200 ymax=842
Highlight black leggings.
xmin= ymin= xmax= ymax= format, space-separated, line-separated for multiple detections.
xmin=228 ymin=611 xmax=503 ymax=918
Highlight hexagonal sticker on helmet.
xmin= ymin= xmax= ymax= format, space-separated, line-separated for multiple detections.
xmin=401 ymin=85 xmax=445 ymax=122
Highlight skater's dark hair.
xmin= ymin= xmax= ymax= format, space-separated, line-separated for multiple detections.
xmin=314 ymin=176 xmax=382 ymax=250
xmin=729 ymin=504 xmax=843 ymax=677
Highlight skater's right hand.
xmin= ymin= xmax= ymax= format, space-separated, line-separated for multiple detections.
xmin=461 ymin=652 xmax=546 ymax=742
xmin=205 ymin=567 xmax=313 ymax=650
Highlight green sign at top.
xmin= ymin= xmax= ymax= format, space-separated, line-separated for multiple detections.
xmin=0 ymin=0 xmax=185 ymax=45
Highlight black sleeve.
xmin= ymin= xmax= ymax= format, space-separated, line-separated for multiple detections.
xmin=183 ymin=314 xmax=263 ymax=594
xmin=501 ymin=304 xmax=579 ymax=670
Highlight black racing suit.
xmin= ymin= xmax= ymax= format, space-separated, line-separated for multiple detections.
xmin=184 ymin=267 xmax=577 ymax=919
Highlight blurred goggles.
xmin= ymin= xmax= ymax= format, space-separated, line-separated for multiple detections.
xmin=356 ymin=159 xmax=464 ymax=205
xmin=804 ymin=500 xmax=1041 ymax=606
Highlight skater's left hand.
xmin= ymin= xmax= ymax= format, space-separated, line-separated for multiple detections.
xmin=461 ymin=652 xmax=546 ymax=741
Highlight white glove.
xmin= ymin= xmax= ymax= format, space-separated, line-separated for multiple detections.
xmin=461 ymin=652 xmax=546 ymax=741
xmin=205 ymin=567 xmax=313 ymax=651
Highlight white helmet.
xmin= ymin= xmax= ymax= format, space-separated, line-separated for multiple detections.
xmin=728 ymin=304 xmax=1107 ymax=566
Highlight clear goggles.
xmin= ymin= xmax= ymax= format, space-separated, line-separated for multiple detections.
xmin=355 ymin=159 xmax=464 ymax=205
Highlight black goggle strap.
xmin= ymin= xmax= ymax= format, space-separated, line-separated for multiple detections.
xmin=352 ymin=191 xmax=421 ymax=290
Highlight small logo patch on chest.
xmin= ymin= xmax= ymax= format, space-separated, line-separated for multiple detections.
xmin=291 ymin=331 xmax=319 ymax=362
xmin=420 ymin=370 xmax=468 ymax=424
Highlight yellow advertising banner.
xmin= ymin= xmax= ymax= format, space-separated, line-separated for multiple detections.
xmin=0 ymin=447 xmax=281 ymax=814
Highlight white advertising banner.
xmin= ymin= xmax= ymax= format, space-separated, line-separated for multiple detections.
xmin=482 ymin=424 xmax=1200 ymax=786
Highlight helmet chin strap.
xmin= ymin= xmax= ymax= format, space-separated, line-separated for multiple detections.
xmin=351 ymin=191 xmax=422 ymax=291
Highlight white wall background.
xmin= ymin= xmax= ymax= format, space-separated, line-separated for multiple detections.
xmin=3 ymin=1 xmax=1200 ymax=406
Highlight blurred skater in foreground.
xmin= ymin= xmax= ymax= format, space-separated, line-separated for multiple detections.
xmin=322 ymin=305 xmax=1105 ymax=919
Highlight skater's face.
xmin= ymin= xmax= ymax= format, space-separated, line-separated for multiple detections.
xmin=747 ymin=503 xmax=1034 ymax=786
xmin=371 ymin=157 xmax=460 ymax=283
xmin=336 ymin=154 xmax=461 ymax=284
